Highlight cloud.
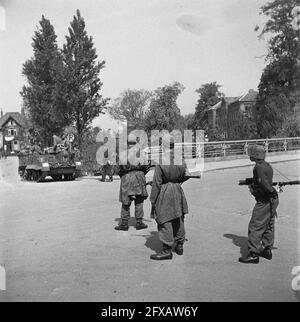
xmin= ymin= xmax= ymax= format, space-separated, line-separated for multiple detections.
xmin=0 ymin=6 xmax=5 ymax=31
xmin=176 ymin=14 xmax=211 ymax=36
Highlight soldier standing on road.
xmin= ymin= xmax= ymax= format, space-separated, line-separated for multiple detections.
xmin=100 ymin=145 xmax=114 ymax=182
xmin=239 ymin=144 xmax=279 ymax=264
xmin=149 ymin=134 xmax=190 ymax=260
xmin=115 ymin=134 xmax=150 ymax=231
xmin=101 ymin=160 xmax=114 ymax=182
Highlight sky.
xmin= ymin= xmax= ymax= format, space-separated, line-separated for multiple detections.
xmin=0 ymin=0 xmax=269 ymax=130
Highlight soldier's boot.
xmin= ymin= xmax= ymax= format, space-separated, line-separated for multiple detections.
xmin=114 ymin=221 xmax=129 ymax=231
xmin=238 ymin=252 xmax=259 ymax=264
xmin=136 ymin=220 xmax=148 ymax=230
xmin=174 ymin=242 xmax=184 ymax=255
xmin=259 ymin=247 xmax=272 ymax=260
xmin=150 ymin=245 xmax=173 ymax=260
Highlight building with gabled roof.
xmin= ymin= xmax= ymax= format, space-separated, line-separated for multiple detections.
xmin=0 ymin=110 xmax=28 ymax=154
xmin=208 ymin=89 xmax=258 ymax=140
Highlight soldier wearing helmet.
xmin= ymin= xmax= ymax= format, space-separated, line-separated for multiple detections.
xmin=239 ymin=144 xmax=279 ymax=264
xmin=115 ymin=132 xmax=150 ymax=231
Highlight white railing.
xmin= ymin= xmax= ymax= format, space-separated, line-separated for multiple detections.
xmin=146 ymin=137 xmax=300 ymax=159
xmin=81 ymin=137 xmax=300 ymax=174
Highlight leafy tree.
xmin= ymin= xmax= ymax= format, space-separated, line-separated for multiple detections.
xmin=62 ymin=10 xmax=109 ymax=150
xmin=276 ymin=106 xmax=300 ymax=137
xmin=20 ymin=16 xmax=65 ymax=146
xmin=207 ymin=125 xmax=226 ymax=141
xmin=108 ymin=89 xmax=152 ymax=130
xmin=230 ymin=113 xmax=258 ymax=140
xmin=255 ymin=0 xmax=300 ymax=137
xmin=144 ymin=82 xmax=184 ymax=133
xmin=194 ymin=82 xmax=224 ymax=132
xmin=183 ymin=113 xmax=196 ymax=130
xmin=255 ymin=91 xmax=291 ymax=137
xmin=79 ymin=126 xmax=102 ymax=174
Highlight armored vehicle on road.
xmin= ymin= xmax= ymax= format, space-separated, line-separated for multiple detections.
xmin=18 ymin=150 xmax=82 ymax=182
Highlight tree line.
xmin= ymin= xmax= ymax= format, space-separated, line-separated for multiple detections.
xmin=21 ymin=1 xmax=300 ymax=155
xmin=109 ymin=0 xmax=300 ymax=140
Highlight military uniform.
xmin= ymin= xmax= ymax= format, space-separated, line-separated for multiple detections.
xmin=239 ymin=145 xmax=279 ymax=264
xmin=115 ymin=140 xmax=150 ymax=231
xmin=150 ymin=163 xmax=188 ymax=260
xmin=149 ymin=134 xmax=189 ymax=260
xmin=101 ymin=161 xmax=114 ymax=182
xmin=31 ymin=143 xmax=42 ymax=155
xmin=53 ymin=135 xmax=62 ymax=153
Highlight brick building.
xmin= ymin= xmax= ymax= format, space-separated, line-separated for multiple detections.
xmin=208 ymin=89 xmax=258 ymax=140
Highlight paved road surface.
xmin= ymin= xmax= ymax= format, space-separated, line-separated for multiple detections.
xmin=0 ymin=157 xmax=299 ymax=301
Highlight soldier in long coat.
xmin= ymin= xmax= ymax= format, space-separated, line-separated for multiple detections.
xmin=115 ymin=135 xmax=150 ymax=231
xmin=150 ymin=136 xmax=189 ymax=260
xmin=239 ymin=144 xmax=279 ymax=264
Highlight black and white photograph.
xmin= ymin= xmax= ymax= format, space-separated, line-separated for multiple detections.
xmin=0 ymin=0 xmax=300 ymax=305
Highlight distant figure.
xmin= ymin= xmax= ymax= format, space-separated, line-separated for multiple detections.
xmin=53 ymin=134 xmax=68 ymax=153
xmin=101 ymin=160 xmax=114 ymax=182
xmin=53 ymin=135 xmax=62 ymax=153
xmin=31 ymin=141 xmax=42 ymax=155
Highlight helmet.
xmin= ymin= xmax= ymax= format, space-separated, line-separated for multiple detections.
xmin=248 ymin=144 xmax=265 ymax=160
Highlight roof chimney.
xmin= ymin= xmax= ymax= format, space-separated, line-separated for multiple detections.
xmin=0 ymin=109 xmax=3 ymax=118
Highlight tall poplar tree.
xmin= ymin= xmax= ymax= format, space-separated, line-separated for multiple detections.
xmin=21 ymin=16 xmax=64 ymax=146
xmin=62 ymin=10 xmax=109 ymax=150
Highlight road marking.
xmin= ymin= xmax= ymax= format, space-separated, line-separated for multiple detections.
xmin=0 ymin=265 xmax=6 ymax=291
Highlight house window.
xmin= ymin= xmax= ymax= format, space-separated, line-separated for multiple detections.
xmin=14 ymin=141 xmax=18 ymax=145
xmin=8 ymin=129 xmax=17 ymax=136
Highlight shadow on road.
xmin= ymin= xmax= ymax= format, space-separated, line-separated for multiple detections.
xmin=113 ymin=217 xmax=150 ymax=227
xmin=114 ymin=217 xmax=137 ymax=227
xmin=223 ymin=234 xmax=248 ymax=257
xmin=144 ymin=231 xmax=161 ymax=253
xmin=114 ymin=217 xmax=152 ymax=228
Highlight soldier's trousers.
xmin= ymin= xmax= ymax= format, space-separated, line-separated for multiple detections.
xmin=158 ymin=216 xmax=185 ymax=247
xmin=248 ymin=198 xmax=279 ymax=254
xmin=121 ymin=196 xmax=144 ymax=224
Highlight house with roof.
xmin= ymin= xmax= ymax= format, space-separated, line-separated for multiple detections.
xmin=208 ymin=89 xmax=258 ymax=140
xmin=0 ymin=110 xmax=28 ymax=154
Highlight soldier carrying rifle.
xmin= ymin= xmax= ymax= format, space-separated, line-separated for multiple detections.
xmin=149 ymin=134 xmax=192 ymax=261
xmin=239 ymin=144 xmax=279 ymax=264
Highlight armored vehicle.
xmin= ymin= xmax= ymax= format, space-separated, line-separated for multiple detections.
xmin=18 ymin=150 xmax=82 ymax=182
